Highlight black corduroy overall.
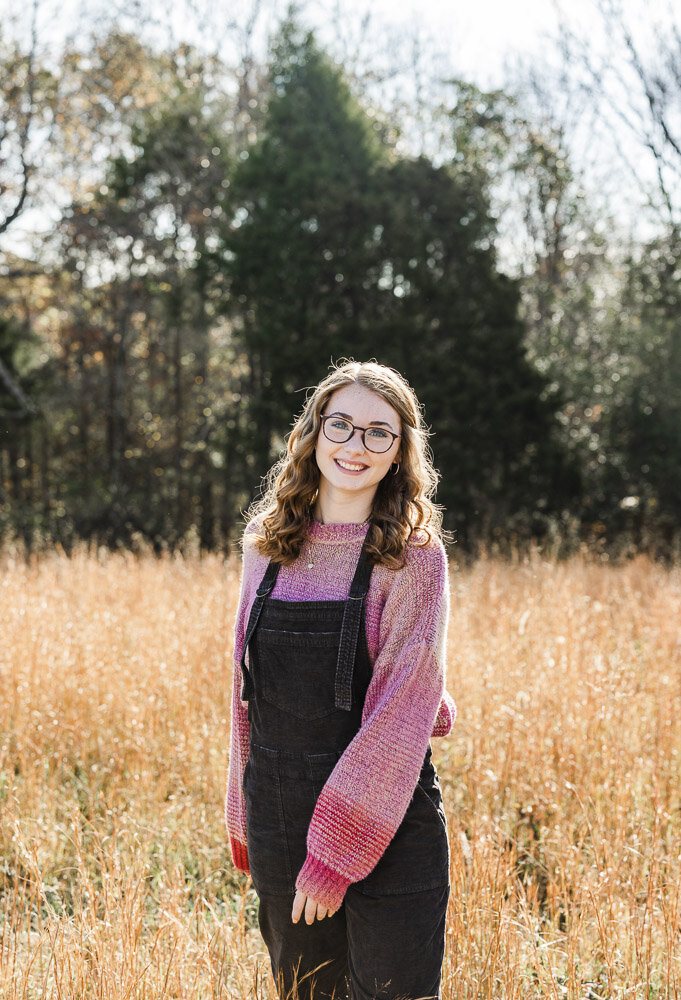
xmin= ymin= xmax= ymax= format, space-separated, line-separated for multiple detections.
xmin=240 ymin=547 xmax=450 ymax=1000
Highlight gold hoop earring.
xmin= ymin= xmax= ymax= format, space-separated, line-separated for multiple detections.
xmin=392 ymin=462 xmax=400 ymax=475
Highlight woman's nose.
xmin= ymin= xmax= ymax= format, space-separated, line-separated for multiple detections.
xmin=343 ymin=428 xmax=366 ymax=452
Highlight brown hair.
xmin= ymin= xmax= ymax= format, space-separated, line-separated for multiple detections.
xmin=248 ymin=360 xmax=443 ymax=568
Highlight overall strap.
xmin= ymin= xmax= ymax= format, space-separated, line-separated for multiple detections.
xmin=335 ymin=547 xmax=374 ymax=711
xmin=240 ymin=560 xmax=281 ymax=701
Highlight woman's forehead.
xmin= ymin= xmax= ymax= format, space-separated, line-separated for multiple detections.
xmin=325 ymin=383 xmax=400 ymax=429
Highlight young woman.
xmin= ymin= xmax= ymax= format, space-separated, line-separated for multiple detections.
xmin=225 ymin=360 xmax=456 ymax=1000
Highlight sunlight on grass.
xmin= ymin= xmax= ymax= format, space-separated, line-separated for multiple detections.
xmin=1 ymin=548 xmax=680 ymax=998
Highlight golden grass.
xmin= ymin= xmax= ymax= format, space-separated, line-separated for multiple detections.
xmin=1 ymin=548 xmax=680 ymax=998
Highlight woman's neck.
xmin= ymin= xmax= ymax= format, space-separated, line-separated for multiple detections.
xmin=313 ymin=488 xmax=373 ymax=525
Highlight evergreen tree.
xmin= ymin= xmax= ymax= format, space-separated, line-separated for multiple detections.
xmin=226 ymin=24 xmax=575 ymax=548
xmin=224 ymin=20 xmax=386 ymax=474
xmin=359 ymin=156 xmax=578 ymax=547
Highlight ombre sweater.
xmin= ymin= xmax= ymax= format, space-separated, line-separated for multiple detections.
xmin=225 ymin=519 xmax=456 ymax=912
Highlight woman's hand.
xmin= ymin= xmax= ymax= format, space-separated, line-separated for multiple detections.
xmin=292 ymin=889 xmax=330 ymax=924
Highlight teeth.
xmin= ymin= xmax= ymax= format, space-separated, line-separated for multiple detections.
xmin=337 ymin=460 xmax=365 ymax=471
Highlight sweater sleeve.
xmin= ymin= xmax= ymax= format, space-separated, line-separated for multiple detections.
xmin=295 ymin=538 xmax=451 ymax=912
xmin=225 ymin=660 xmax=251 ymax=873
xmin=224 ymin=524 xmax=265 ymax=874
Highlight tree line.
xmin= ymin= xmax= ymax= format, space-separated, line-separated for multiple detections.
xmin=1 ymin=6 xmax=680 ymax=557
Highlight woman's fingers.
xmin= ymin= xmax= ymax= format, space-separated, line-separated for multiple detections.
xmin=291 ymin=890 xmax=330 ymax=924
xmin=291 ymin=889 xmax=306 ymax=923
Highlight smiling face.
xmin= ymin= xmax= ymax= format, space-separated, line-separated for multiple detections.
xmin=314 ymin=383 xmax=401 ymax=522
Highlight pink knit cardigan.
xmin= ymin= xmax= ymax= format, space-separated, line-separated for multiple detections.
xmin=225 ymin=519 xmax=455 ymax=912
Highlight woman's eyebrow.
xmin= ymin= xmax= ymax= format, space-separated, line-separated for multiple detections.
xmin=328 ymin=410 xmax=395 ymax=428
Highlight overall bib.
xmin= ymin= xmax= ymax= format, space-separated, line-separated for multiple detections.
xmin=240 ymin=547 xmax=449 ymax=1000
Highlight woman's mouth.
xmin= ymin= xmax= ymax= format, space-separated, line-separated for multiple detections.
xmin=335 ymin=459 xmax=367 ymax=473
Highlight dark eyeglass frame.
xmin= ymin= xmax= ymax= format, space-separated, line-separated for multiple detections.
xmin=320 ymin=413 xmax=400 ymax=454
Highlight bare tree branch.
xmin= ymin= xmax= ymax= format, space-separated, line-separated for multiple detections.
xmin=0 ymin=0 xmax=39 ymax=235
xmin=554 ymin=0 xmax=681 ymax=223
xmin=620 ymin=20 xmax=681 ymax=164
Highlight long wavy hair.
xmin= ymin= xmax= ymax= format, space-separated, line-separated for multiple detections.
xmin=249 ymin=360 xmax=443 ymax=568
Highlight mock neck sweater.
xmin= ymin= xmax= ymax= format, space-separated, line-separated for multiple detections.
xmin=225 ymin=519 xmax=456 ymax=912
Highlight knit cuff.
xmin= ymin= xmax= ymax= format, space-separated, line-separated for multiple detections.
xmin=296 ymin=855 xmax=352 ymax=913
xmin=431 ymin=693 xmax=457 ymax=737
xmin=230 ymin=837 xmax=250 ymax=874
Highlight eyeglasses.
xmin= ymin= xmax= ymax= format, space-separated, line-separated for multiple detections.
xmin=320 ymin=414 xmax=400 ymax=454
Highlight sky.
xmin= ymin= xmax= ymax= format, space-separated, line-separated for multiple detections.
xmin=9 ymin=0 xmax=675 ymax=86
xmin=320 ymin=0 xmax=568 ymax=81
xmin=301 ymin=0 xmax=670 ymax=84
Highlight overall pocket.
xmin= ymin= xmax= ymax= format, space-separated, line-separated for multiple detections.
xmin=252 ymin=628 xmax=340 ymax=721
xmin=356 ymin=775 xmax=449 ymax=897
xmin=244 ymin=756 xmax=293 ymax=896
xmin=245 ymin=747 xmax=342 ymax=896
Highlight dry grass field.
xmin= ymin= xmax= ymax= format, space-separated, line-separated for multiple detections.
xmin=1 ymin=547 xmax=680 ymax=999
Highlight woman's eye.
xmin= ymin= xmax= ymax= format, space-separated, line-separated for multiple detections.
xmin=367 ymin=427 xmax=390 ymax=440
xmin=330 ymin=419 xmax=351 ymax=431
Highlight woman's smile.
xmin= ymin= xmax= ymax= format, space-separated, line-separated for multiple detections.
xmin=335 ymin=458 xmax=368 ymax=473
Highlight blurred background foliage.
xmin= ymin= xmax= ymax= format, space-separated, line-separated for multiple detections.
xmin=0 ymin=0 xmax=679 ymax=557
